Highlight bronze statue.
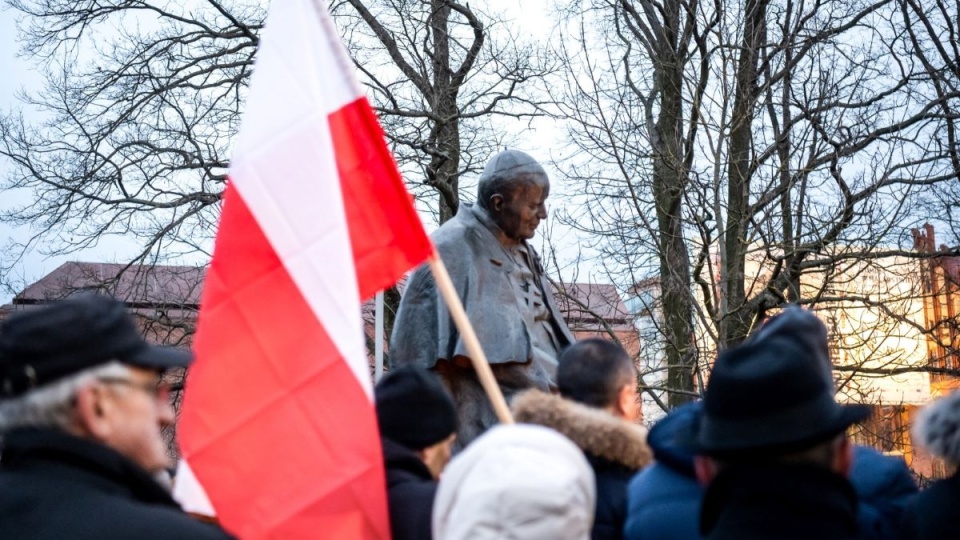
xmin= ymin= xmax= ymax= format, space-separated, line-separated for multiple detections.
xmin=390 ymin=150 xmax=575 ymax=448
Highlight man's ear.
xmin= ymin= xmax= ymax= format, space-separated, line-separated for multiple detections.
xmin=73 ymin=383 xmax=112 ymax=441
xmin=694 ymin=455 xmax=718 ymax=487
xmin=490 ymin=192 xmax=508 ymax=214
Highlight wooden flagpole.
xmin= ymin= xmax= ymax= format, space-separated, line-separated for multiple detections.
xmin=427 ymin=252 xmax=515 ymax=424
xmin=374 ymin=290 xmax=385 ymax=382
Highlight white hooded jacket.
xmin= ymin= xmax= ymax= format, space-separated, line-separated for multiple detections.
xmin=432 ymin=424 xmax=596 ymax=540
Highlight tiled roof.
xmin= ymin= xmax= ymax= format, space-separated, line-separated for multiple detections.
xmin=553 ymin=282 xmax=632 ymax=326
xmin=14 ymin=262 xmax=204 ymax=308
xmin=13 ymin=262 xmax=633 ymax=327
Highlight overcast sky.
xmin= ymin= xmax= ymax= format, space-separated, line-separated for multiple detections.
xmin=0 ymin=3 xmax=595 ymax=305
xmin=0 ymin=11 xmax=143 ymax=304
xmin=0 ymin=10 xmax=46 ymax=304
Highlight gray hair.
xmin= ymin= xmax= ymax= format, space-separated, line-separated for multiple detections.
xmin=913 ymin=391 xmax=960 ymax=464
xmin=0 ymin=361 xmax=131 ymax=433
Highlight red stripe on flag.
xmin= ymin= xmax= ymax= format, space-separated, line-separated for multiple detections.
xmin=329 ymin=97 xmax=433 ymax=300
xmin=179 ymin=185 xmax=390 ymax=540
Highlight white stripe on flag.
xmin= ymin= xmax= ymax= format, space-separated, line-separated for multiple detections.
xmin=227 ymin=0 xmax=369 ymax=396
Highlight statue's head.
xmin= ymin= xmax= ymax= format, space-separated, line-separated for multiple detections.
xmin=477 ymin=150 xmax=550 ymax=243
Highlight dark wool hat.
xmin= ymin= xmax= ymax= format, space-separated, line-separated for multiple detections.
xmin=375 ymin=365 xmax=457 ymax=450
xmin=697 ymin=305 xmax=871 ymax=457
xmin=0 ymin=293 xmax=193 ymax=398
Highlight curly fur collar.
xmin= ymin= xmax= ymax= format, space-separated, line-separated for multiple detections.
xmin=511 ymin=389 xmax=653 ymax=470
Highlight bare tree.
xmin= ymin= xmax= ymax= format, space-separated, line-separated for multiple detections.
xmin=0 ymin=0 xmax=554 ymax=354
xmin=0 ymin=0 xmax=262 ymax=271
xmin=553 ymin=0 xmax=960 ymax=409
xmin=332 ymin=0 xmax=555 ymax=224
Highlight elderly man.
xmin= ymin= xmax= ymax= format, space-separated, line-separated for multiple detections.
xmin=391 ymin=149 xmax=575 ymax=447
xmin=0 ymin=294 xmax=235 ymax=539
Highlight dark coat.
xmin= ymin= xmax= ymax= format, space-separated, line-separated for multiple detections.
xmin=700 ymin=463 xmax=859 ymax=540
xmin=897 ymin=472 xmax=960 ymax=540
xmin=624 ymin=402 xmax=917 ymax=540
xmin=382 ymin=437 xmax=438 ymax=540
xmin=512 ymin=390 xmax=653 ymax=540
xmin=587 ymin=454 xmax=640 ymax=540
xmin=0 ymin=428 xmax=234 ymax=540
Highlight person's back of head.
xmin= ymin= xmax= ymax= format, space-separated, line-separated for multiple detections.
xmin=691 ymin=307 xmax=872 ymax=540
xmin=557 ymin=338 xmax=640 ymax=421
xmin=374 ymin=365 xmax=457 ymax=478
xmin=913 ymin=390 xmax=960 ymax=468
xmin=433 ymin=424 xmax=596 ymax=540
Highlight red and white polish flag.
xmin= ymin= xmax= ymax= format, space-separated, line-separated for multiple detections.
xmin=173 ymin=0 xmax=432 ymax=537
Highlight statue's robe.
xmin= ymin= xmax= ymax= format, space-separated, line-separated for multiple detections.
xmin=391 ymin=203 xmax=575 ymax=448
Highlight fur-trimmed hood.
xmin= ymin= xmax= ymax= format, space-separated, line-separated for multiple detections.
xmin=512 ymin=389 xmax=653 ymax=470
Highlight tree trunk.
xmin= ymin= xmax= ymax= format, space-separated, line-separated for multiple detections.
xmin=722 ymin=0 xmax=767 ymax=346
xmin=651 ymin=0 xmax=697 ymax=406
xmin=429 ymin=0 xmax=461 ymax=223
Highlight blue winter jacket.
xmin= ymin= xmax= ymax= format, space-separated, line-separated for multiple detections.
xmin=623 ymin=402 xmax=702 ymax=540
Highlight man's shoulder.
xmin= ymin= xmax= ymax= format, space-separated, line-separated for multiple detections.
xmin=387 ymin=476 xmax=438 ymax=525
xmin=431 ymin=208 xmax=498 ymax=267
xmin=0 ymin=477 xmax=235 ymax=540
xmin=135 ymin=508 xmax=236 ymax=539
xmin=432 ymin=208 xmax=482 ymax=242
xmin=112 ymin=503 xmax=236 ymax=539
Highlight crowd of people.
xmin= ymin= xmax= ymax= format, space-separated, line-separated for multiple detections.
xmin=376 ymin=305 xmax=959 ymax=540
xmin=1 ymin=291 xmax=960 ymax=539
xmin=0 ymin=112 xmax=954 ymax=538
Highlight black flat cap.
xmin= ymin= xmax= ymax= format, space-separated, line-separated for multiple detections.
xmin=0 ymin=293 xmax=193 ymax=398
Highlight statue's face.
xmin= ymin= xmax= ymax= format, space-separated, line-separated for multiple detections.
xmin=490 ymin=173 xmax=550 ymax=242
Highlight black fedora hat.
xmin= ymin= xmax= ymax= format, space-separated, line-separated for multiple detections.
xmin=697 ymin=305 xmax=871 ymax=456
xmin=0 ymin=293 xmax=193 ymax=398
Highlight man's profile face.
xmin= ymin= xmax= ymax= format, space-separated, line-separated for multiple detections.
xmin=490 ymin=173 xmax=550 ymax=242
xmin=95 ymin=367 xmax=176 ymax=474
xmin=622 ymin=381 xmax=642 ymax=423
xmin=419 ymin=433 xmax=457 ymax=480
